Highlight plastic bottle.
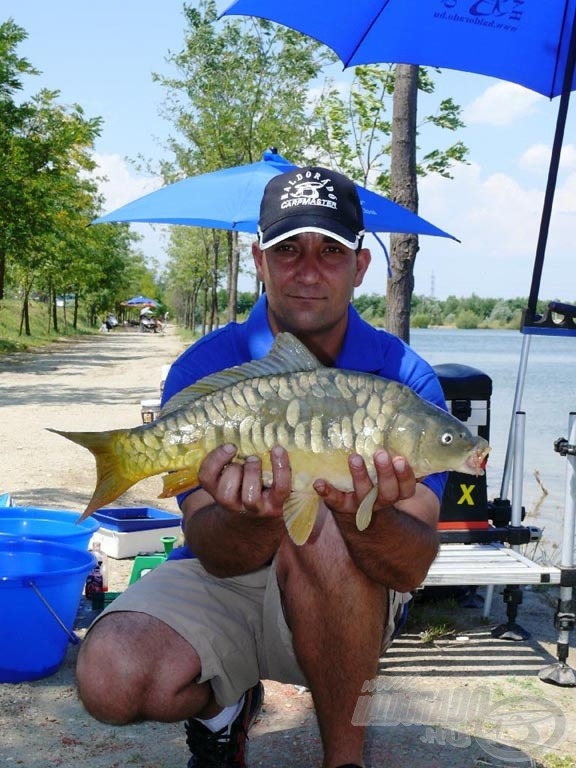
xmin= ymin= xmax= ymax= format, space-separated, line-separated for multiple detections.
xmin=85 ymin=541 xmax=109 ymax=597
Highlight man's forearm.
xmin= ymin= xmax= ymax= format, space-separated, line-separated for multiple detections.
xmin=331 ymin=505 xmax=440 ymax=591
xmin=184 ymin=502 xmax=286 ymax=577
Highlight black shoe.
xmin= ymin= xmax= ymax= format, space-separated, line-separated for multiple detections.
xmin=185 ymin=682 xmax=264 ymax=768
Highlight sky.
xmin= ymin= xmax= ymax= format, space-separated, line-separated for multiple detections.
xmin=5 ymin=1 xmax=576 ymax=301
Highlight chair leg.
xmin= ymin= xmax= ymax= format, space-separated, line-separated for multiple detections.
xmin=491 ymin=585 xmax=530 ymax=641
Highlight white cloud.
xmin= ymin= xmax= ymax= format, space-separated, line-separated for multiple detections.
xmin=559 ymin=144 xmax=576 ymax=169
xmin=91 ymin=152 xmax=168 ymax=269
xmin=554 ymin=171 xmax=576 ymax=214
xmin=92 ymin=152 xmax=163 ymax=212
xmin=518 ymin=144 xmax=551 ymax=172
xmin=403 ymin=157 xmax=576 ymax=300
xmin=519 ymin=142 xmax=576 ymax=174
xmin=464 ymin=82 xmax=543 ymax=127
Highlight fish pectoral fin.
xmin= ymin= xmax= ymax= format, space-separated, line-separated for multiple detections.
xmin=283 ymin=491 xmax=320 ymax=546
xmin=160 ymin=468 xmax=200 ymax=498
xmin=356 ymin=486 xmax=378 ymax=532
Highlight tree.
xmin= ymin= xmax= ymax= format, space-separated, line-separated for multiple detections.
xmin=164 ymin=226 xmax=225 ymax=332
xmin=0 ymin=19 xmax=161 ymax=339
xmin=152 ymin=0 xmax=332 ymax=323
xmin=388 ymin=65 xmax=469 ymax=341
xmin=313 ymin=63 xmax=468 ymax=341
xmin=4 ymin=87 xmax=103 ymax=334
xmin=0 ymin=19 xmax=39 ymax=299
xmin=387 ymin=65 xmax=419 ymax=340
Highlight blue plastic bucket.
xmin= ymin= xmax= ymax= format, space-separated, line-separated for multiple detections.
xmin=0 ymin=506 xmax=99 ymax=551
xmin=0 ymin=538 xmax=96 ymax=682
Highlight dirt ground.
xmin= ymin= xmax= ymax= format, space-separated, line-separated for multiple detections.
xmin=1 ymin=326 xmax=575 ymax=768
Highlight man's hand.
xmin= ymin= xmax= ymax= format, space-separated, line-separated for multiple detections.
xmin=313 ymin=449 xmax=416 ymax=517
xmin=312 ymin=449 xmax=439 ymax=591
xmin=183 ymin=444 xmax=291 ymax=576
xmin=196 ymin=443 xmax=292 ymax=519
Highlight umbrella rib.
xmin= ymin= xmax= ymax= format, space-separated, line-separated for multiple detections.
xmin=342 ymin=0 xmax=395 ymax=68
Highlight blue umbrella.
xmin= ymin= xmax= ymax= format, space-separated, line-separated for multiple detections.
xmin=94 ymin=149 xmax=457 ymax=241
xmin=223 ymin=1 xmax=576 ymax=97
xmin=221 ymin=1 xmax=576 ymax=324
xmin=122 ymin=296 xmax=158 ymax=307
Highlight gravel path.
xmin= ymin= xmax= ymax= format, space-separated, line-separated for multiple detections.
xmin=1 ymin=327 xmax=575 ymax=768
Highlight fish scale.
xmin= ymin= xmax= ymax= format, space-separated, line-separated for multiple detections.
xmin=49 ymin=332 xmax=490 ymax=545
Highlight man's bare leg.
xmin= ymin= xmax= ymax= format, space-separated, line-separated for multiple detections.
xmin=276 ymin=509 xmax=386 ymax=768
xmin=76 ymin=612 xmax=220 ymax=724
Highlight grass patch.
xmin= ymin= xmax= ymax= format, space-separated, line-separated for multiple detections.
xmin=403 ymin=588 xmax=484 ymax=640
xmin=0 ymin=298 xmax=96 ymax=355
xmin=418 ymin=622 xmax=455 ymax=645
xmin=541 ymin=756 xmax=576 ymax=768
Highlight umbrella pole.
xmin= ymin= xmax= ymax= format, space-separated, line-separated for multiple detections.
xmin=525 ymin=14 xmax=576 ymax=323
xmin=539 ymin=412 xmax=576 ymax=686
xmin=498 ymin=334 xmax=531 ymax=501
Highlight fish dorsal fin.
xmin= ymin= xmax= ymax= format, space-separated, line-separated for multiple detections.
xmin=161 ymin=332 xmax=323 ymax=416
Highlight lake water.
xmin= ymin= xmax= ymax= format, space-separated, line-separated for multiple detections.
xmin=409 ymin=328 xmax=576 ymax=557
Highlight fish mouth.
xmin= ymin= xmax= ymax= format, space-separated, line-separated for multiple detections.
xmin=463 ymin=443 xmax=491 ymax=476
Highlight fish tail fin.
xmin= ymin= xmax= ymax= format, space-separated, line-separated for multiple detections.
xmin=48 ymin=428 xmax=136 ymax=520
xmin=282 ymin=491 xmax=320 ymax=545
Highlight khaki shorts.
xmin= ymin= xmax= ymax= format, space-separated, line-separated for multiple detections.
xmin=92 ymin=557 xmax=410 ymax=707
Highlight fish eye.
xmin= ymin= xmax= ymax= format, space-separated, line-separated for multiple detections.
xmin=440 ymin=432 xmax=454 ymax=446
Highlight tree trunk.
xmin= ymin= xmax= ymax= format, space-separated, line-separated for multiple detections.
xmin=19 ymin=286 xmax=32 ymax=337
xmin=386 ymin=64 xmax=420 ymax=344
xmin=228 ymin=231 xmax=239 ymax=323
xmin=51 ymin=289 xmax=59 ymax=334
xmin=210 ymin=234 xmax=219 ymax=332
xmin=202 ymin=284 xmax=209 ymax=336
xmin=0 ymin=251 xmax=5 ymax=300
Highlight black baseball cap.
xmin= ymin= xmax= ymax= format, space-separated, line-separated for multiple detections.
xmin=258 ymin=166 xmax=365 ymax=250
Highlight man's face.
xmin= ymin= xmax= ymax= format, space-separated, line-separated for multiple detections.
xmin=252 ymin=232 xmax=371 ymax=340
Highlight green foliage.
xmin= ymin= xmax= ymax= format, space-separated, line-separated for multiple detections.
xmin=312 ymin=64 xmax=469 ymax=195
xmin=155 ymin=0 xmax=334 ymax=324
xmin=454 ymin=309 xmax=480 ymax=329
xmin=350 ymin=293 xmax=555 ymax=330
xmin=0 ymin=20 xmax=159 ymax=337
xmin=154 ymin=0 xmax=330 ymax=177
xmin=236 ymin=291 xmax=258 ymax=315
xmin=411 ymin=313 xmax=432 ymax=329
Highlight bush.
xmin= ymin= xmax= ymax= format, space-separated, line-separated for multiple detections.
xmin=454 ymin=310 xmax=480 ymax=329
xmin=411 ymin=313 xmax=431 ymax=328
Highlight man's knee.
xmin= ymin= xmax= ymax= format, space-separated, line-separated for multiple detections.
xmin=77 ymin=612 xmax=162 ymax=724
xmin=77 ymin=611 xmax=204 ymax=725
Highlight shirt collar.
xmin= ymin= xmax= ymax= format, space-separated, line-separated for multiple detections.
xmin=242 ymin=295 xmax=378 ymax=371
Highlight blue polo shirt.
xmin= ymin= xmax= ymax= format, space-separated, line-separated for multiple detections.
xmin=162 ymin=295 xmax=447 ymax=557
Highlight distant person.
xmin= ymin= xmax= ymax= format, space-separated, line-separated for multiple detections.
xmin=99 ymin=314 xmax=117 ymax=333
xmin=105 ymin=314 xmax=118 ymax=331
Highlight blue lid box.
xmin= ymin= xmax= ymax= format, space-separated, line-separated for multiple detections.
xmin=93 ymin=507 xmax=181 ymax=533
